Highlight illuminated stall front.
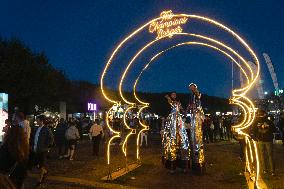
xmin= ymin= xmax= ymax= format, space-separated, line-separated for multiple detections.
xmin=0 ymin=93 xmax=8 ymax=142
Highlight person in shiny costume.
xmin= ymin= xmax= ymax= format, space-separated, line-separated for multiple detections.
xmin=162 ymin=92 xmax=190 ymax=173
xmin=187 ymin=83 xmax=205 ymax=174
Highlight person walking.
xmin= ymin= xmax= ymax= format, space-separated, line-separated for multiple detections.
xmin=89 ymin=120 xmax=103 ymax=156
xmin=30 ymin=115 xmax=54 ymax=187
xmin=251 ymin=109 xmax=276 ymax=176
xmin=65 ymin=121 xmax=80 ymax=160
xmin=54 ymin=118 xmax=68 ymax=159
xmin=140 ymin=130 xmax=148 ymax=147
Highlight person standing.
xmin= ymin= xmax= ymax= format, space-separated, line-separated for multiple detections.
xmin=224 ymin=117 xmax=232 ymax=141
xmin=140 ymin=130 xmax=148 ymax=147
xmin=18 ymin=112 xmax=31 ymax=144
xmin=187 ymin=83 xmax=205 ymax=174
xmin=89 ymin=120 xmax=103 ymax=156
xmin=162 ymin=92 xmax=190 ymax=173
xmin=277 ymin=113 xmax=284 ymax=146
xmin=203 ymin=116 xmax=211 ymax=143
xmin=213 ymin=116 xmax=219 ymax=141
xmin=2 ymin=119 xmax=11 ymax=142
xmin=251 ymin=109 xmax=276 ymax=176
xmin=65 ymin=121 xmax=80 ymax=160
xmin=218 ymin=117 xmax=224 ymax=140
xmin=55 ymin=118 xmax=68 ymax=159
xmin=30 ymin=115 xmax=54 ymax=187
xmin=0 ymin=115 xmax=30 ymax=189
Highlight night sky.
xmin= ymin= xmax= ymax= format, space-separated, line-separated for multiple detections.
xmin=0 ymin=0 xmax=283 ymax=98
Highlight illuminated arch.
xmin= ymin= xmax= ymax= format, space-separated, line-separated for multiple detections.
xmin=101 ymin=10 xmax=264 ymax=188
xmin=133 ymin=41 xmax=251 ymax=105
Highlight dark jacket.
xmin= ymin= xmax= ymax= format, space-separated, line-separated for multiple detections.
xmin=55 ymin=122 xmax=67 ymax=145
xmin=277 ymin=118 xmax=284 ymax=132
xmin=0 ymin=144 xmax=27 ymax=189
xmin=31 ymin=126 xmax=54 ymax=153
xmin=251 ymin=116 xmax=276 ymax=142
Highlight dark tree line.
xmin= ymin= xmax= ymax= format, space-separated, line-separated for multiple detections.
xmin=0 ymin=38 xmax=72 ymax=113
xmin=0 ymin=38 xmax=231 ymax=116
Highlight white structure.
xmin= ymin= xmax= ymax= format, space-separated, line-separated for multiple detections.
xmin=248 ymin=61 xmax=265 ymax=99
xmin=239 ymin=61 xmax=264 ymax=99
xmin=263 ymin=53 xmax=280 ymax=95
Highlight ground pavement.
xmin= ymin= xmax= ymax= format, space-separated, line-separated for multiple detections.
xmin=25 ymin=135 xmax=284 ymax=189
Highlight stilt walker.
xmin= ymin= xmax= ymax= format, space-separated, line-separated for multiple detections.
xmin=187 ymin=83 xmax=205 ymax=174
xmin=162 ymin=92 xmax=190 ymax=173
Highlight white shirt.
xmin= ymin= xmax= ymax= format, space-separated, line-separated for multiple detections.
xmin=33 ymin=126 xmax=43 ymax=152
xmin=89 ymin=124 xmax=103 ymax=137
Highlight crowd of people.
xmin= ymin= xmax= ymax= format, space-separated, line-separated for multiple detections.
xmin=0 ymin=108 xmax=105 ymax=189
xmin=0 ymin=103 xmax=283 ymax=188
xmin=159 ymin=83 xmax=284 ymax=178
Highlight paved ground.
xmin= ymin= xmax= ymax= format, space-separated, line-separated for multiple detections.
xmin=25 ymin=135 xmax=284 ymax=189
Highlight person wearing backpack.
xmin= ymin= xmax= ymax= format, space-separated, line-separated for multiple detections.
xmin=64 ymin=121 xmax=80 ymax=161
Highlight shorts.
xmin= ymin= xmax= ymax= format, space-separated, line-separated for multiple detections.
xmin=68 ymin=139 xmax=77 ymax=149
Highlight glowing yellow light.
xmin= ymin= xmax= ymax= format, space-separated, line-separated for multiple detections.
xmin=101 ymin=10 xmax=262 ymax=188
xmin=253 ymin=140 xmax=260 ymax=181
xmin=106 ymin=105 xmax=121 ymax=165
xmin=122 ymin=106 xmax=136 ymax=156
xmin=136 ymin=105 xmax=150 ymax=160
xmin=149 ymin=10 xmax=188 ymax=39
xmin=133 ymin=40 xmax=251 ymax=105
xmin=107 ymin=135 xmax=120 ymax=165
xmin=121 ymin=32 xmax=256 ymax=105
xmin=101 ymin=11 xmax=260 ymax=103
xmin=230 ymin=101 xmax=248 ymax=129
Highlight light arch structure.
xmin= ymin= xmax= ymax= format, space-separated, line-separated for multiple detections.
xmin=101 ymin=10 xmax=265 ymax=188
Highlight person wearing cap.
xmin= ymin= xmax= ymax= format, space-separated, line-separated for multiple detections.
xmin=187 ymin=83 xmax=205 ymax=174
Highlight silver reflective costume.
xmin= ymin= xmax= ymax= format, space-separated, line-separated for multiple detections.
xmin=188 ymin=90 xmax=205 ymax=170
xmin=162 ymin=100 xmax=190 ymax=170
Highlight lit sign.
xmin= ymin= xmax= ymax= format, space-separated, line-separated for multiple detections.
xmin=0 ymin=93 xmax=8 ymax=142
xmin=88 ymin=103 xmax=96 ymax=111
xmin=149 ymin=10 xmax=188 ymax=39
